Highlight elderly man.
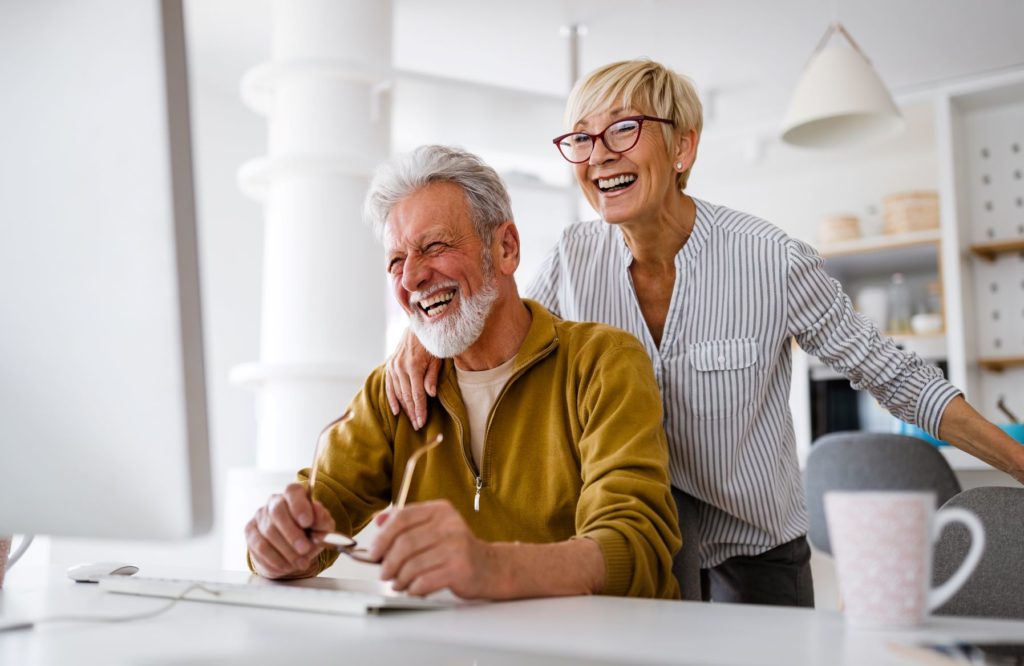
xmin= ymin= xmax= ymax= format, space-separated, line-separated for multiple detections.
xmin=246 ymin=145 xmax=680 ymax=600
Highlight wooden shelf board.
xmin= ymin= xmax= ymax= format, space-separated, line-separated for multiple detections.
xmin=819 ymin=229 xmax=941 ymax=259
xmin=978 ymin=356 xmax=1024 ymax=372
xmin=969 ymin=239 xmax=1024 ymax=262
xmin=820 ymin=231 xmax=941 ymax=280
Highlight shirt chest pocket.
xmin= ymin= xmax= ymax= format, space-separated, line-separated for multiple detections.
xmin=684 ymin=338 xmax=760 ymax=420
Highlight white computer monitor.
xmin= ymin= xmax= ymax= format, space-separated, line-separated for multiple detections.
xmin=0 ymin=0 xmax=212 ymax=539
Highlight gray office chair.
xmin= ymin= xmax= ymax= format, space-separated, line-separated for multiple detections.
xmin=804 ymin=432 xmax=962 ymax=554
xmin=933 ymin=486 xmax=1024 ymax=619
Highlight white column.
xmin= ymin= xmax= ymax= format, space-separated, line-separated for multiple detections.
xmin=222 ymin=0 xmax=392 ymax=569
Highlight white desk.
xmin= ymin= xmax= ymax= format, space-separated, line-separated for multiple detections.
xmin=2 ymin=566 xmax=1023 ymax=665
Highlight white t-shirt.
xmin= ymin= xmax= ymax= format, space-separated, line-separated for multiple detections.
xmin=455 ymin=356 xmax=516 ymax=472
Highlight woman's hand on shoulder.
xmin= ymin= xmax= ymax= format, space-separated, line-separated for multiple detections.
xmin=384 ymin=328 xmax=440 ymax=430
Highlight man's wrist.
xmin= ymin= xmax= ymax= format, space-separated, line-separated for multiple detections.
xmin=485 ymin=542 xmax=516 ymax=600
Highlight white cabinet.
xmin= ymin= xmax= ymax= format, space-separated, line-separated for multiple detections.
xmin=937 ymin=75 xmax=1024 ymax=426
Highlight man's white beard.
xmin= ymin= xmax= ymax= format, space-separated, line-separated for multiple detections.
xmin=409 ymin=277 xmax=499 ymax=359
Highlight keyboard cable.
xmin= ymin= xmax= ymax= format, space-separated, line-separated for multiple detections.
xmin=0 ymin=583 xmax=220 ymax=633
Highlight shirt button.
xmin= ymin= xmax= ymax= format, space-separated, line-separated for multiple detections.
xmin=718 ymin=355 xmax=726 ymax=364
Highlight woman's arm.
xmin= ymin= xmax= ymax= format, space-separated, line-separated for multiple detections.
xmin=939 ymin=397 xmax=1024 ymax=484
xmin=785 ymin=239 xmax=1023 ymax=484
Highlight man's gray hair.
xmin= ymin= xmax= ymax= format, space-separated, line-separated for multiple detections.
xmin=364 ymin=145 xmax=514 ymax=244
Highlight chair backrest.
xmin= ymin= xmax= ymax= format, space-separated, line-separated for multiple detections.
xmin=804 ymin=432 xmax=962 ymax=554
xmin=933 ymin=486 xmax=1024 ymax=619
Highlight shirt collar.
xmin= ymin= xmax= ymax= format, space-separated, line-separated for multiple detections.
xmin=611 ymin=195 xmax=713 ymax=269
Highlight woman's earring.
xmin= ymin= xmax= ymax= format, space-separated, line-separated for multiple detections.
xmin=675 ymin=162 xmax=683 ymax=171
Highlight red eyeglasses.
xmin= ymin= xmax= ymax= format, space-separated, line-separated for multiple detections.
xmin=552 ymin=115 xmax=674 ymax=163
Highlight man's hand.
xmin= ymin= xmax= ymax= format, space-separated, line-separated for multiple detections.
xmin=246 ymin=482 xmax=336 ymax=579
xmin=384 ymin=328 xmax=441 ymax=430
xmin=370 ymin=499 xmax=498 ymax=599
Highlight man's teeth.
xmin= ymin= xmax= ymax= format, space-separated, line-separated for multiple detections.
xmin=597 ymin=174 xmax=636 ymax=191
xmin=418 ymin=290 xmax=455 ymax=317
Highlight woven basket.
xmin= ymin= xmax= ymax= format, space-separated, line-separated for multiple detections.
xmin=819 ymin=215 xmax=861 ymax=245
xmin=883 ymin=191 xmax=939 ymax=234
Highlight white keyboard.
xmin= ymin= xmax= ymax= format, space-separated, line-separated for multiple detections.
xmin=99 ymin=574 xmax=460 ymax=616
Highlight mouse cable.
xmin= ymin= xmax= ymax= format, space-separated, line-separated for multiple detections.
xmin=0 ymin=583 xmax=220 ymax=633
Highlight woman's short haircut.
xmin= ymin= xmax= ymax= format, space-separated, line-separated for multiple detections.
xmin=364 ymin=145 xmax=513 ymax=245
xmin=565 ymin=58 xmax=703 ymax=190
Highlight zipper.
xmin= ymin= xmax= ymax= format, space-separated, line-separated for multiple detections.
xmin=437 ymin=391 xmax=482 ymax=512
xmin=477 ymin=335 xmax=559 ymax=503
xmin=437 ymin=329 xmax=559 ymax=515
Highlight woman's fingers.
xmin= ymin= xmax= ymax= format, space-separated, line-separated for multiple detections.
xmin=425 ymin=357 xmax=441 ymax=397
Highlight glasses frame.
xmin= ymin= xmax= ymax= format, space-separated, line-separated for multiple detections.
xmin=307 ymin=417 xmax=444 ymax=564
xmin=552 ymin=115 xmax=675 ymax=164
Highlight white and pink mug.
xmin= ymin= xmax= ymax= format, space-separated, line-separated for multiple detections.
xmin=0 ymin=535 xmax=33 ymax=588
xmin=824 ymin=491 xmax=985 ymax=628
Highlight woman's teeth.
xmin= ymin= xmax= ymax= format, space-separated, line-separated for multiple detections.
xmin=597 ymin=174 xmax=636 ymax=192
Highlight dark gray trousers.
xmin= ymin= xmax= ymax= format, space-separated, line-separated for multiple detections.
xmin=672 ymin=487 xmax=815 ymax=607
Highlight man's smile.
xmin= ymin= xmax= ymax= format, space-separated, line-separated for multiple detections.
xmin=415 ymin=287 xmax=456 ymax=319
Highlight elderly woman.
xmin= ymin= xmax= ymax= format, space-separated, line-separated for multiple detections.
xmin=386 ymin=59 xmax=1024 ymax=606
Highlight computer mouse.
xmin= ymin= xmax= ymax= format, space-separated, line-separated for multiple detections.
xmin=66 ymin=562 xmax=140 ymax=583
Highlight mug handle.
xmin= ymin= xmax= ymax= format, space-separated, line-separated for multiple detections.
xmin=928 ymin=508 xmax=985 ymax=611
xmin=5 ymin=534 xmax=34 ymax=570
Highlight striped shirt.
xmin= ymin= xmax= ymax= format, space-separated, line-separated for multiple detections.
xmin=526 ymin=197 xmax=961 ymax=568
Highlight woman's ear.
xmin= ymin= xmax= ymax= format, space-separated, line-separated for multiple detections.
xmin=673 ymin=127 xmax=699 ymax=172
xmin=494 ymin=221 xmax=520 ymax=276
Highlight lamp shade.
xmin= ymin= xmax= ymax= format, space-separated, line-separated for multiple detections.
xmin=781 ymin=40 xmax=904 ymax=148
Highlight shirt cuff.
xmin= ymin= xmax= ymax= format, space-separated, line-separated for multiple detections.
xmin=583 ymin=528 xmax=634 ymax=597
xmin=916 ymin=377 xmax=962 ymax=439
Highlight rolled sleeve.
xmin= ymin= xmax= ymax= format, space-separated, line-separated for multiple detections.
xmin=916 ymin=377 xmax=963 ymax=438
xmin=582 ymin=528 xmax=633 ymax=597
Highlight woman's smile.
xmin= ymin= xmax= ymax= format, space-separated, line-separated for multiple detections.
xmin=594 ymin=173 xmax=638 ymax=194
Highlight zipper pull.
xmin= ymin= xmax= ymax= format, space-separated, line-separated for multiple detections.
xmin=473 ymin=477 xmax=482 ymax=512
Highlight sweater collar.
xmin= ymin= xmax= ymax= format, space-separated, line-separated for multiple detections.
xmin=437 ymin=299 xmax=559 ymax=399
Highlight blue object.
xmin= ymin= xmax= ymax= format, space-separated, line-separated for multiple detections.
xmin=898 ymin=422 xmax=1024 ymax=447
xmin=1000 ymin=423 xmax=1024 ymax=445
xmin=897 ymin=422 xmax=949 ymax=447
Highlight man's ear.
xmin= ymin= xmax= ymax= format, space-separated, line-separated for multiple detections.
xmin=494 ymin=221 xmax=520 ymax=276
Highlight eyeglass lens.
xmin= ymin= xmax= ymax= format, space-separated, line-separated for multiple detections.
xmin=557 ymin=118 xmax=644 ymax=162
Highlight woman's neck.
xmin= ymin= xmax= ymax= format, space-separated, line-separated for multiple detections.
xmin=618 ymin=192 xmax=696 ymax=269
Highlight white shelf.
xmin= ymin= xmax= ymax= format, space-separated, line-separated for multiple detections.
xmin=889 ymin=333 xmax=948 ymax=359
xmin=819 ymin=230 xmax=941 ymax=279
xmin=940 ymin=447 xmax=993 ymax=471
xmin=808 ymin=334 xmax=948 ymax=380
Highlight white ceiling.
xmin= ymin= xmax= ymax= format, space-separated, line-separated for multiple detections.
xmin=185 ymin=0 xmax=1024 ymax=131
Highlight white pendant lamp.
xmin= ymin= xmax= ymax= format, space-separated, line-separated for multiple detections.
xmin=781 ymin=22 xmax=904 ymax=148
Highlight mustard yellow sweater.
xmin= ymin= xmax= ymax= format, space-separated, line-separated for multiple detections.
xmin=304 ymin=300 xmax=680 ymax=599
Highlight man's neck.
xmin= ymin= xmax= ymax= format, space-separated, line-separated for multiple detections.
xmin=453 ymin=295 xmax=532 ymax=371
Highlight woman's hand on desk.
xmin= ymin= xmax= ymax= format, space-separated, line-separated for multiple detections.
xmin=246 ymin=482 xmax=336 ymax=579
xmin=372 ymin=500 xmax=497 ymax=599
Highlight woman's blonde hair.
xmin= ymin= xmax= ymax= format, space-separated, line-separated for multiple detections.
xmin=565 ymin=58 xmax=703 ymax=190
